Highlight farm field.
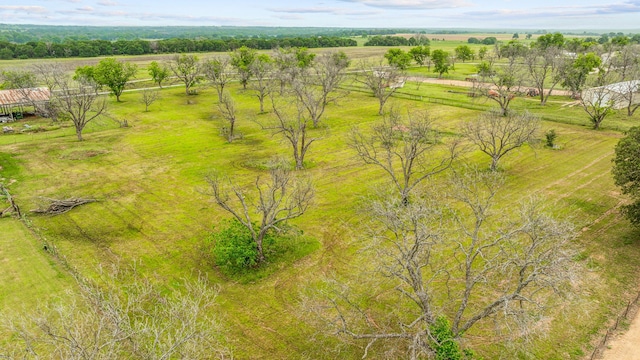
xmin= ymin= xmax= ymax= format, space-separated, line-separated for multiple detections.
xmin=1 ymin=46 xmax=640 ymax=358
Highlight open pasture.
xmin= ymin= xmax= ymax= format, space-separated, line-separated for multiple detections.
xmin=1 ymin=54 xmax=640 ymax=358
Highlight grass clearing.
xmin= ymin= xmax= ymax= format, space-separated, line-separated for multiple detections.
xmin=1 ymin=53 xmax=640 ymax=358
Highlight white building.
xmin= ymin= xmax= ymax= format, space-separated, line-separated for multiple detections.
xmin=581 ymin=80 xmax=640 ymax=109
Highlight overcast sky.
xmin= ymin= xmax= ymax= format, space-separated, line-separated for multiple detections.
xmin=1 ymin=0 xmax=639 ymax=30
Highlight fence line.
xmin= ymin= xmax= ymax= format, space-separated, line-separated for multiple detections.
xmin=590 ymin=290 xmax=640 ymax=360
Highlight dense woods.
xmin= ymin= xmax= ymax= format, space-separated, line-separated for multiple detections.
xmin=0 ymin=36 xmax=357 ymax=60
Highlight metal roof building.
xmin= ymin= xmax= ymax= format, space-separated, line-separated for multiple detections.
xmin=0 ymin=87 xmax=50 ymax=121
xmin=582 ymin=80 xmax=640 ymax=110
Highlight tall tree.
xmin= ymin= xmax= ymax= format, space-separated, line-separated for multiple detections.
xmin=2 ymin=267 xmax=230 ymax=359
xmin=408 ymin=45 xmax=430 ymax=67
xmin=356 ymin=60 xmax=406 ymax=115
xmin=560 ymin=52 xmax=602 ymax=98
xmin=454 ymin=45 xmax=474 ymax=62
xmin=52 ymin=77 xmax=107 ymax=141
xmin=203 ymin=56 xmax=233 ymax=102
xmin=613 ymin=126 xmax=640 ymax=225
xmin=93 ymin=57 xmax=137 ymax=102
xmin=463 ymin=110 xmax=540 ymax=171
xmin=207 ymin=166 xmax=314 ymax=263
xmin=349 ymin=108 xmax=458 ymax=205
xmin=147 ymin=60 xmax=170 ymax=88
xmin=290 ymin=51 xmax=350 ymax=127
xmin=248 ymin=54 xmax=274 ymax=113
xmin=265 ymin=95 xmax=321 ymax=170
xmin=169 ymin=54 xmax=202 ymax=95
xmin=217 ymin=91 xmax=238 ymax=142
xmin=311 ymin=169 xmax=577 ymax=359
xmin=384 ymin=48 xmax=412 ymax=70
xmin=472 ymin=55 xmax=525 ymax=116
xmin=580 ymin=70 xmax=621 ymax=129
xmin=431 ymin=49 xmax=450 ymax=78
xmin=524 ymin=45 xmax=567 ymax=105
xmin=230 ymin=46 xmax=257 ymax=90
xmin=272 ymin=47 xmax=315 ymax=94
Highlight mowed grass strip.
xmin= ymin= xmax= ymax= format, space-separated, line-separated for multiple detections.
xmin=1 ymin=71 xmax=640 ymax=358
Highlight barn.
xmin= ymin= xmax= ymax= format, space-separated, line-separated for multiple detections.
xmin=581 ymin=80 xmax=640 ymax=109
xmin=0 ymin=87 xmax=51 ymax=123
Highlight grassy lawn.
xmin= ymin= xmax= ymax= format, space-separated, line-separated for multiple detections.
xmin=1 ymin=49 xmax=640 ymax=358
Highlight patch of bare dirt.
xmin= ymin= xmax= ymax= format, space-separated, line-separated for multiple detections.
xmin=601 ymin=308 xmax=640 ymax=360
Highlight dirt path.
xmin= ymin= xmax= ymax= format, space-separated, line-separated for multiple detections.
xmin=601 ymin=308 xmax=640 ymax=360
xmin=406 ymin=76 xmax=573 ymax=97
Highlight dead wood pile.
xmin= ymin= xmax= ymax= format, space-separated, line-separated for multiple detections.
xmin=31 ymin=197 xmax=97 ymax=215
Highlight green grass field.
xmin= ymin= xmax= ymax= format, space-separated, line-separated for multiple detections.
xmin=1 ymin=42 xmax=640 ymax=358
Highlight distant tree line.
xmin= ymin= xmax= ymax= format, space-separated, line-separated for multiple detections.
xmin=364 ymin=35 xmax=430 ymax=47
xmin=0 ymin=24 xmax=414 ymax=44
xmin=0 ymin=36 xmax=357 ymax=60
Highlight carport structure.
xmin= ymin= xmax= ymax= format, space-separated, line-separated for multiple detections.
xmin=0 ymin=87 xmax=50 ymax=122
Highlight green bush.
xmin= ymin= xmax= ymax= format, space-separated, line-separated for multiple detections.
xmin=430 ymin=316 xmax=476 ymax=360
xmin=545 ymin=129 xmax=557 ymax=147
xmin=209 ymin=219 xmax=266 ymax=274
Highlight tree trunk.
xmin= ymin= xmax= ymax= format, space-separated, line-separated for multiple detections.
xmin=76 ymin=128 xmax=84 ymax=141
xmin=490 ymin=157 xmax=499 ymax=171
xmin=228 ymin=121 xmax=235 ymax=143
xmin=256 ymin=232 xmax=266 ymax=263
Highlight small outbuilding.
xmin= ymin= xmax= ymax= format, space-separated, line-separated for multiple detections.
xmin=581 ymin=80 xmax=640 ymax=109
xmin=0 ymin=87 xmax=51 ymax=123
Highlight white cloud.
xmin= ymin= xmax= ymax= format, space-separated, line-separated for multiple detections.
xmin=0 ymin=5 xmax=48 ymax=14
xmin=339 ymin=0 xmax=471 ymax=10
xmin=97 ymin=1 xmax=119 ymax=6
xmin=462 ymin=1 xmax=640 ymax=21
xmin=269 ymin=6 xmax=378 ymax=16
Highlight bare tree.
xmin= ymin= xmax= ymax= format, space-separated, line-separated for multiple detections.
xmin=349 ymin=108 xmax=459 ymax=205
xmin=580 ymin=71 xmax=622 ymax=129
xmin=203 ymin=56 xmax=233 ymax=103
xmin=139 ymin=88 xmax=160 ymax=112
xmin=472 ymin=55 xmax=525 ymax=116
xmin=611 ymin=46 xmax=640 ymax=116
xmin=308 ymin=168 xmax=577 ymax=359
xmin=524 ymin=46 xmax=567 ymax=105
xmin=31 ymin=62 xmax=67 ymax=120
xmin=272 ymin=47 xmax=315 ymax=95
xmin=207 ymin=166 xmax=314 ymax=263
xmin=31 ymin=62 xmax=67 ymax=92
xmin=1 ymin=266 xmax=230 ymax=359
xmin=617 ymin=77 xmax=640 ymax=117
xmin=169 ymin=54 xmax=202 ymax=95
xmin=53 ymin=77 xmax=107 ymax=141
xmin=262 ymin=95 xmax=321 ymax=170
xmin=217 ymin=91 xmax=237 ymax=142
xmin=356 ymin=61 xmax=406 ymax=115
xmin=248 ymin=54 xmax=274 ymax=113
xmin=463 ymin=110 xmax=540 ymax=171
xmin=290 ymin=51 xmax=350 ymax=127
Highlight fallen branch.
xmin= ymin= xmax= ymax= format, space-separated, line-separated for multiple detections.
xmin=31 ymin=197 xmax=97 ymax=215
xmin=1 ymin=206 xmax=12 ymax=217
xmin=0 ymin=184 xmax=21 ymax=217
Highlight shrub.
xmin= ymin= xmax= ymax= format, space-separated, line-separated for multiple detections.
xmin=545 ymin=129 xmax=557 ymax=147
xmin=209 ymin=219 xmax=271 ymax=274
xmin=430 ymin=317 xmax=475 ymax=360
